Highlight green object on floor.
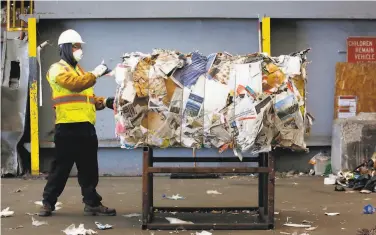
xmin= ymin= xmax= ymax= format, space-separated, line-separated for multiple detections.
xmin=324 ymin=163 xmax=332 ymax=176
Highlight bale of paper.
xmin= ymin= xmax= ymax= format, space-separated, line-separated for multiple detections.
xmin=112 ymin=49 xmax=313 ymax=157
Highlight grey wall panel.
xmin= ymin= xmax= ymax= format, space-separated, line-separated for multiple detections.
xmin=38 ymin=19 xmax=259 ymax=142
xmin=36 ymin=1 xmax=376 ymax=19
xmin=272 ymin=19 xmax=376 ymax=144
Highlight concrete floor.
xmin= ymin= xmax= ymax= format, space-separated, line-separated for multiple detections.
xmin=1 ymin=176 xmax=375 ymax=235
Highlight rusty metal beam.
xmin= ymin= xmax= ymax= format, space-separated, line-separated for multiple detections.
xmin=145 ymin=223 xmax=270 ymax=230
xmin=148 ymin=167 xmax=270 ymax=174
xmin=141 ymin=147 xmax=275 ymax=230
xmin=153 ymin=157 xmax=260 ymax=163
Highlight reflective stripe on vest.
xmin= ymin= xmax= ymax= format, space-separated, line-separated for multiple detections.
xmin=52 ymin=95 xmax=95 ymax=106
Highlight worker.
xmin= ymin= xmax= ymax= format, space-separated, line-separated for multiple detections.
xmin=38 ymin=29 xmax=116 ymax=217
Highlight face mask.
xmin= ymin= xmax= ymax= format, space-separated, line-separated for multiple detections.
xmin=73 ymin=49 xmax=83 ymax=62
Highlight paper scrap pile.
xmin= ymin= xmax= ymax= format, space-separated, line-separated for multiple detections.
xmin=112 ymin=49 xmax=313 ymax=157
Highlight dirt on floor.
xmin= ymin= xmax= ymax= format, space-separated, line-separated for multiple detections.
xmin=1 ymin=176 xmax=375 ymax=235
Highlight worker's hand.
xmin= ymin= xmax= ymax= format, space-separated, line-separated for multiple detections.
xmin=92 ymin=64 xmax=112 ymax=78
xmin=104 ymin=97 xmax=115 ymax=110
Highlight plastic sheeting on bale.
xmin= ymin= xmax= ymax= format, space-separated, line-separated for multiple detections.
xmin=1 ymin=38 xmax=29 ymax=175
xmin=111 ymin=49 xmax=313 ymax=158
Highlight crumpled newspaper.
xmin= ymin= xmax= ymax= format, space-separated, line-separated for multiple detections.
xmin=0 ymin=207 xmax=14 ymax=217
xmin=165 ymin=217 xmax=194 ymax=224
xmin=94 ymin=222 xmax=112 ymax=230
xmin=31 ymin=217 xmax=48 ymax=227
xmin=62 ymin=224 xmax=97 ymax=235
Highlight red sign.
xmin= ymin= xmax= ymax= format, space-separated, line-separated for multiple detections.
xmin=347 ymin=37 xmax=376 ymax=63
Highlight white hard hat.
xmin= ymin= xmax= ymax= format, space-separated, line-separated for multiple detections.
xmin=58 ymin=29 xmax=85 ymax=45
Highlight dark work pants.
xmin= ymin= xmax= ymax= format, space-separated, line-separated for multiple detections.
xmin=42 ymin=122 xmax=102 ymax=208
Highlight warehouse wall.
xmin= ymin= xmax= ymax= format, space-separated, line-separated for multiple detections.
xmin=35 ymin=1 xmax=376 ymax=19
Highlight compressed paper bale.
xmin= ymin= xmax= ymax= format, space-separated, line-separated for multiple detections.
xmin=112 ymin=48 xmax=312 ymax=154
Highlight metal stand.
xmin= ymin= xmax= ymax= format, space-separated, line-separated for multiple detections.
xmin=142 ymin=147 xmax=275 ymax=230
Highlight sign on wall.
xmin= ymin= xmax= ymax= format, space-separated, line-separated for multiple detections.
xmin=337 ymin=95 xmax=357 ymax=119
xmin=347 ymin=37 xmax=376 ymax=63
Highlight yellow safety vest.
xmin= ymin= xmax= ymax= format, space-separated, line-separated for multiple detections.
xmin=46 ymin=60 xmax=96 ymax=125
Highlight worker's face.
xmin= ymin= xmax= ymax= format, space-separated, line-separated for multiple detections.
xmin=72 ymin=43 xmax=83 ymax=62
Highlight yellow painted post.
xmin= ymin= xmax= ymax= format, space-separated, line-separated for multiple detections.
xmin=28 ymin=17 xmax=40 ymax=175
xmin=262 ymin=16 xmax=271 ymax=56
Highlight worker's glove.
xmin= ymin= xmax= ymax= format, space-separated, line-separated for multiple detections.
xmin=92 ymin=64 xmax=112 ymax=78
xmin=104 ymin=97 xmax=115 ymax=110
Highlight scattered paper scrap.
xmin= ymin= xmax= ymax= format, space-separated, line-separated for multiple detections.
xmin=283 ymin=223 xmax=311 ymax=228
xmin=170 ymin=212 xmax=178 ymax=215
xmin=274 ymin=212 xmax=280 ymax=215
xmin=95 ymin=222 xmax=112 ymax=230
xmin=26 ymin=212 xmax=38 ymax=216
xmin=1 ymin=207 xmax=14 ymax=217
xmin=206 ymin=190 xmax=222 ymax=195
xmin=306 ymin=226 xmax=318 ymax=231
xmin=123 ymin=213 xmax=141 ymax=218
xmin=34 ymin=201 xmax=62 ymax=206
xmin=9 ymin=225 xmax=23 ymax=230
xmin=302 ymin=220 xmax=313 ymax=224
xmin=165 ymin=217 xmax=193 ymax=224
xmin=364 ymin=198 xmax=372 ymax=201
xmin=14 ymin=188 xmax=22 ymax=193
xmin=32 ymin=217 xmax=48 ymax=227
xmin=164 ymin=194 xmax=185 ymax=200
xmin=194 ymin=231 xmax=212 ymax=235
xmin=56 ymin=206 xmax=62 ymax=211
xmin=325 ymin=212 xmax=340 ymax=216
xmin=280 ymin=232 xmax=291 ymax=235
xmin=62 ymin=224 xmax=97 ymax=235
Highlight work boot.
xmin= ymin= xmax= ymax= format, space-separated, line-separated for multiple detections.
xmin=84 ymin=203 xmax=116 ymax=216
xmin=38 ymin=204 xmax=52 ymax=217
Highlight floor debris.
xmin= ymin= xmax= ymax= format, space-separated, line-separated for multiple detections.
xmin=25 ymin=212 xmax=38 ymax=216
xmin=163 ymin=194 xmax=185 ymax=200
xmin=363 ymin=204 xmax=375 ymax=214
xmin=356 ymin=225 xmax=376 ymax=235
xmin=95 ymin=221 xmax=113 ymax=230
xmin=192 ymin=231 xmax=212 ymax=235
xmin=302 ymin=220 xmax=313 ymax=224
xmin=306 ymin=226 xmax=318 ymax=231
xmin=206 ymin=190 xmax=222 ymax=195
xmin=9 ymin=225 xmax=23 ymax=230
xmin=14 ymin=188 xmax=22 ymax=193
xmin=62 ymin=224 xmax=97 ymax=235
xmin=274 ymin=212 xmax=280 ymax=215
xmin=165 ymin=217 xmax=194 ymax=224
xmin=0 ymin=207 xmax=14 ymax=217
xmin=123 ymin=213 xmax=141 ymax=218
xmin=34 ymin=201 xmax=63 ymax=207
xmin=280 ymin=232 xmax=291 ymax=235
xmin=283 ymin=223 xmax=311 ymax=228
xmin=325 ymin=212 xmax=340 ymax=216
xmin=31 ymin=216 xmax=48 ymax=226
